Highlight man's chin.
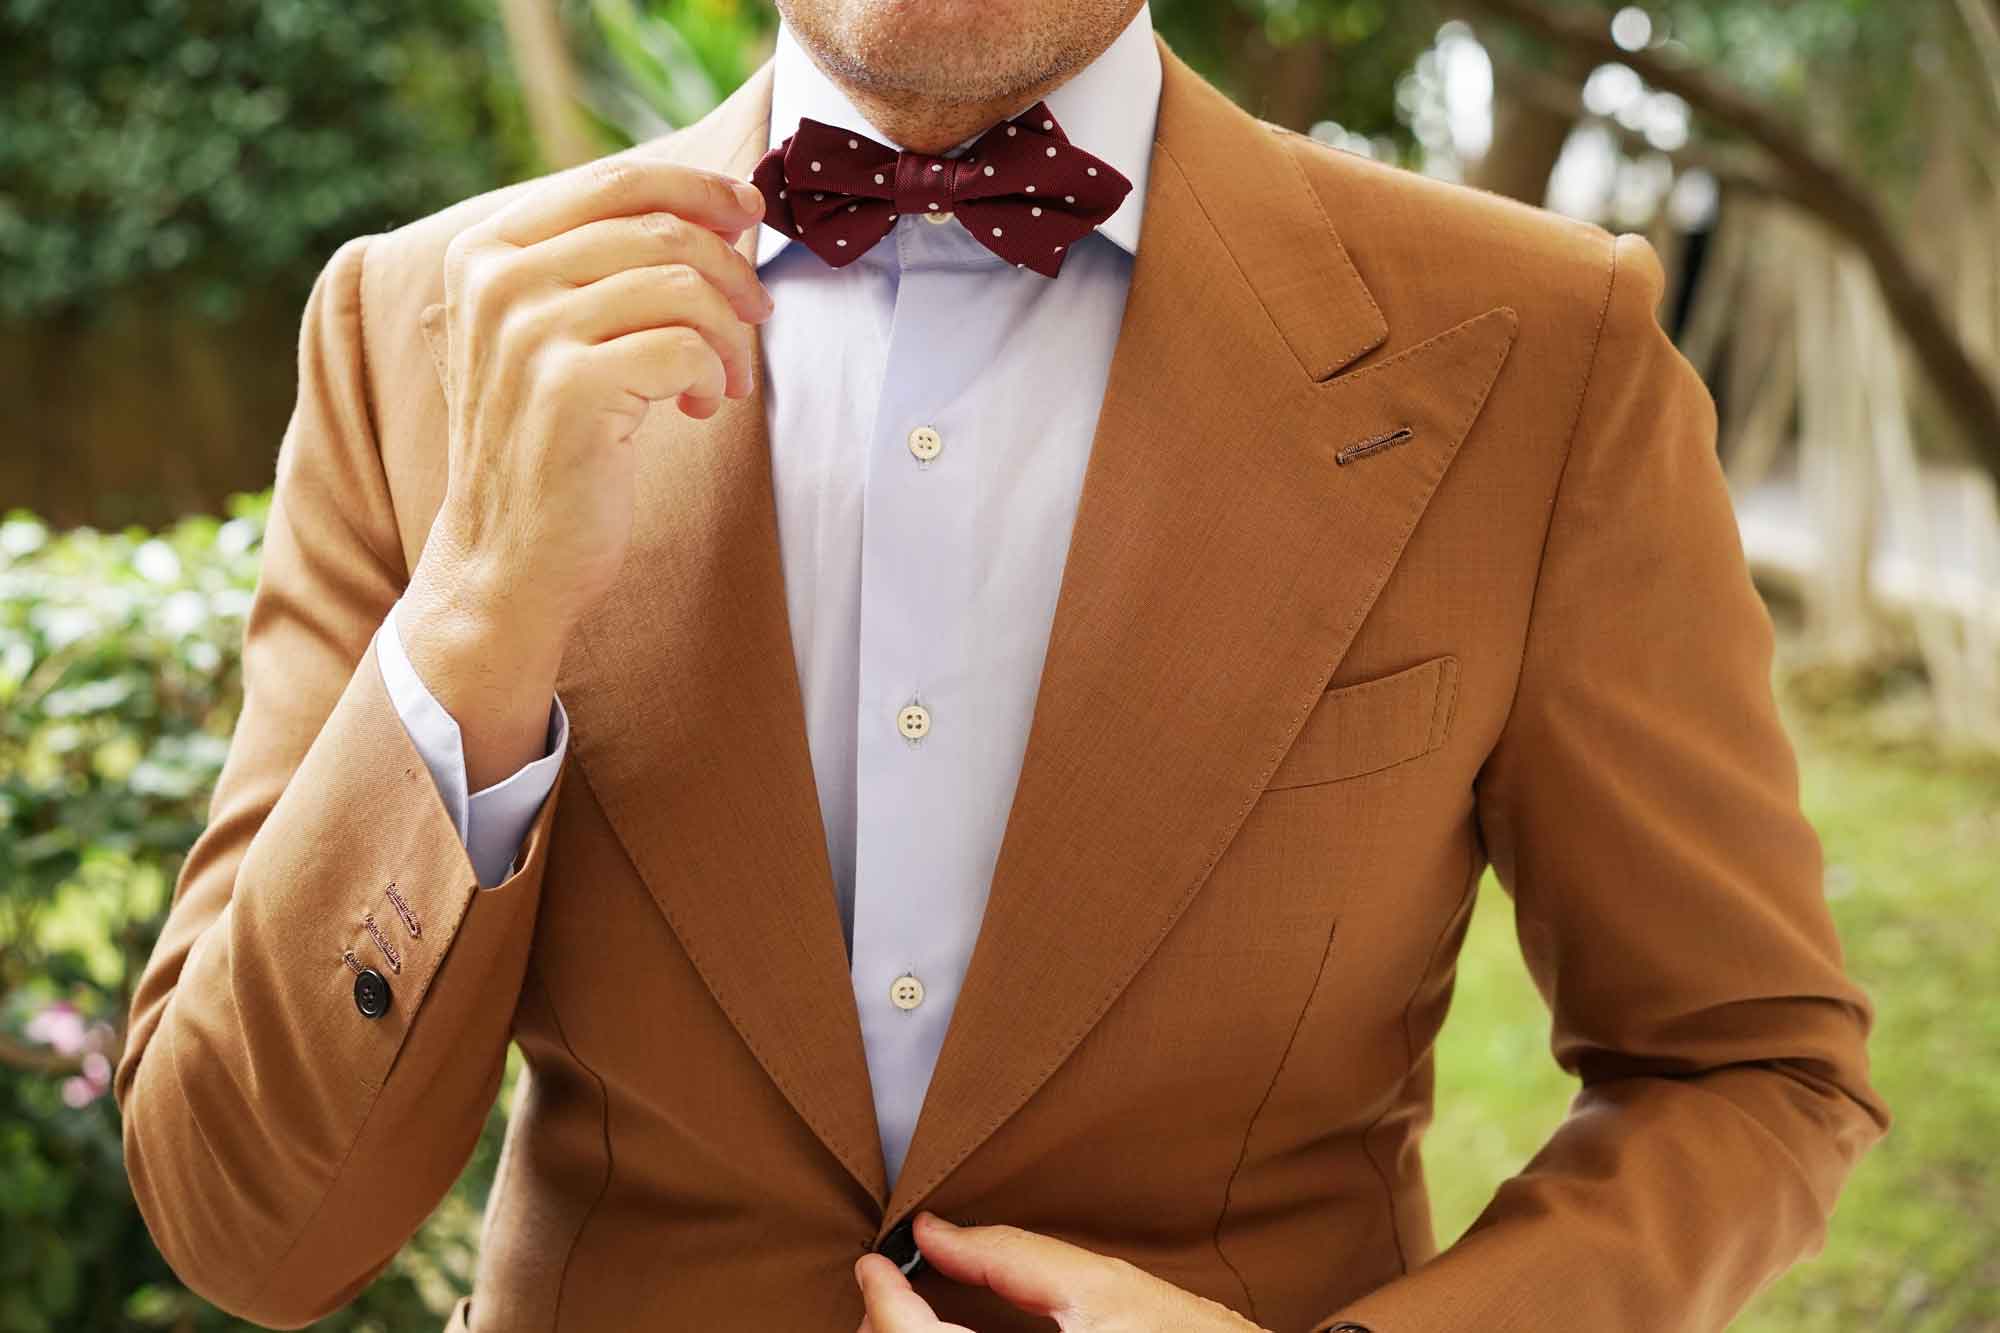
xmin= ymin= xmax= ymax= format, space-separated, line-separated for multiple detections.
xmin=783 ymin=0 xmax=1111 ymax=104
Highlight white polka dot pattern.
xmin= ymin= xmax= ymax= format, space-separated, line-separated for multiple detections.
xmin=750 ymin=100 xmax=1131 ymax=278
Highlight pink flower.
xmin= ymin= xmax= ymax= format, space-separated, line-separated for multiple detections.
xmin=23 ymin=1001 xmax=116 ymax=1107
xmin=25 ymin=1000 xmax=87 ymax=1056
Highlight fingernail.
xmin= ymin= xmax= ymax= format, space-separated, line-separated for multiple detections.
xmin=920 ymin=1211 xmax=957 ymax=1231
xmin=734 ymin=180 xmax=764 ymax=213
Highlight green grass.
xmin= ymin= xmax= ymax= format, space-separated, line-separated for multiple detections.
xmin=1423 ymin=694 xmax=2000 ymax=1332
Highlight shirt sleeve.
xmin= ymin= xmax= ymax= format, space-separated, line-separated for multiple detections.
xmin=373 ymin=596 xmax=568 ymax=888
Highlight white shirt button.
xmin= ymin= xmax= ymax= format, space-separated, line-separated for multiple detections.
xmin=922 ymin=209 xmax=954 ymax=225
xmin=889 ymin=974 xmax=926 ymax=1010
xmin=907 ymin=425 xmax=943 ymax=461
xmin=897 ymin=702 xmax=931 ymax=740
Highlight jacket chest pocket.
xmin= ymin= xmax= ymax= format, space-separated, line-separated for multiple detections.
xmin=1264 ymin=654 xmax=1459 ymax=790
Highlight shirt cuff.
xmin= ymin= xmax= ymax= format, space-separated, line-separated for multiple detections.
xmin=374 ymin=596 xmax=568 ymax=888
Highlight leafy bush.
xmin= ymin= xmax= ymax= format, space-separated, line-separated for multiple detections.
xmin=0 ymin=0 xmax=533 ymax=322
xmin=0 ymin=498 xmax=502 ymax=1331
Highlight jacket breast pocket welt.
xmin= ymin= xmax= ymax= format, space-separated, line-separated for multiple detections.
xmin=1264 ymin=654 xmax=1459 ymax=791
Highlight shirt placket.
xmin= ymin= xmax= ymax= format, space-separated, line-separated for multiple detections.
xmin=849 ymin=235 xmax=992 ymax=1190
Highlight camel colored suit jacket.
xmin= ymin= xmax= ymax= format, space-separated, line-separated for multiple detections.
xmin=116 ymin=34 xmax=1889 ymax=1333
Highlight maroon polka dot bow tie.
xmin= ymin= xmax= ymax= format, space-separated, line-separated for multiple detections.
xmin=752 ymin=102 xmax=1133 ymax=277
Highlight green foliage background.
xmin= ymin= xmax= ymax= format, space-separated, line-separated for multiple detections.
xmin=0 ymin=0 xmax=534 ymax=322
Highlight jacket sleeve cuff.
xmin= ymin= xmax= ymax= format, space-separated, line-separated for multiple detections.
xmin=374 ymin=596 xmax=568 ymax=888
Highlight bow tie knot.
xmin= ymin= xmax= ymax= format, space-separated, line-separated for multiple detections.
xmin=753 ymin=102 xmax=1132 ymax=277
xmin=891 ymin=149 xmax=967 ymax=219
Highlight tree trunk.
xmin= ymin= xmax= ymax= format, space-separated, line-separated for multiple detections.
xmin=1471 ymin=77 xmax=1573 ymax=204
xmin=1795 ymin=231 xmax=1878 ymax=663
xmin=500 ymin=0 xmax=598 ymax=169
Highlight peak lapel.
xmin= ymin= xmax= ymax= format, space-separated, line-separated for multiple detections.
xmin=881 ymin=37 xmax=1519 ymax=1224
xmin=418 ymin=62 xmax=890 ymax=1208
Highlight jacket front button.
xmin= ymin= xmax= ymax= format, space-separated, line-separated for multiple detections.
xmin=353 ymin=967 xmax=392 ymax=1019
xmin=876 ymin=1217 xmax=925 ymax=1276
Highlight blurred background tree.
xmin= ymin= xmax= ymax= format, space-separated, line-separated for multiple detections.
xmin=3 ymin=2 xmax=1996 ymax=1330
xmin=0 ymin=0 xmax=537 ymax=529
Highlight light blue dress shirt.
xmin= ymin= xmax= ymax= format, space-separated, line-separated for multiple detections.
xmin=374 ymin=5 xmax=1161 ymax=1190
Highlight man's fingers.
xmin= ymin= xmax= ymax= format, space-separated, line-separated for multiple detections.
xmin=909 ymin=1213 xmax=1110 ymax=1319
xmin=582 ymin=325 xmax=729 ymax=417
xmin=565 ymin=265 xmax=753 ymax=399
xmin=676 ymin=390 xmax=723 ymax=421
xmin=532 ymin=210 xmax=772 ymax=325
xmin=853 ymin=1253 xmax=950 ymax=1332
xmin=491 ymin=156 xmax=764 ymax=249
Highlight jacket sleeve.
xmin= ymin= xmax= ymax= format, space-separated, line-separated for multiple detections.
xmin=1314 ymin=233 xmax=1891 ymax=1333
xmin=113 ymin=233 xmax=571 ymax=1328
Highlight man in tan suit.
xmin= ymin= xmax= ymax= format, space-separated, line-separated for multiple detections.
xmin=115 ymin=0 xmax=1888 ymax=1328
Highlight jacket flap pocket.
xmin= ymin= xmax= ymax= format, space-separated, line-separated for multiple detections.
xmin=1265 ymin=654 xmax=1459 ymax=791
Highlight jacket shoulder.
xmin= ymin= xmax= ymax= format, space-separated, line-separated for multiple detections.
xmin=353 ymin=166 xmax=559 ymax=335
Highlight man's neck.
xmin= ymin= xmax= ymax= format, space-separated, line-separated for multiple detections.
xmin=830 ymin=82 xmax=1074 ymax=156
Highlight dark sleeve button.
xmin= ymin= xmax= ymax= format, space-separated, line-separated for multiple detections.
xmin=353 ymin=967 xmax=392 ymax=1019
xmin=875 ymin=1217 xmax=924 ymax=1276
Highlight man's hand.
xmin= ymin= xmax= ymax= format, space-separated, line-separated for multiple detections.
xmin=401 ymin=152 xmax=774 ymax=789
xmin=854 ymin=1212 xmax=1269 ymax=1332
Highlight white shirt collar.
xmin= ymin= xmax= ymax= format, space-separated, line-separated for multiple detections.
xmin=756 ymin=3 xmax=1160 ymax=268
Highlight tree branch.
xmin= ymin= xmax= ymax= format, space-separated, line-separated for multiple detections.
xmin=1493 ymin=60 xmax=1796 ymax=203
xmin=0 ymin=1029 xmax=87 ymax=1077
xmin=1461 ymin=0 xmax=2000 ymax=479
